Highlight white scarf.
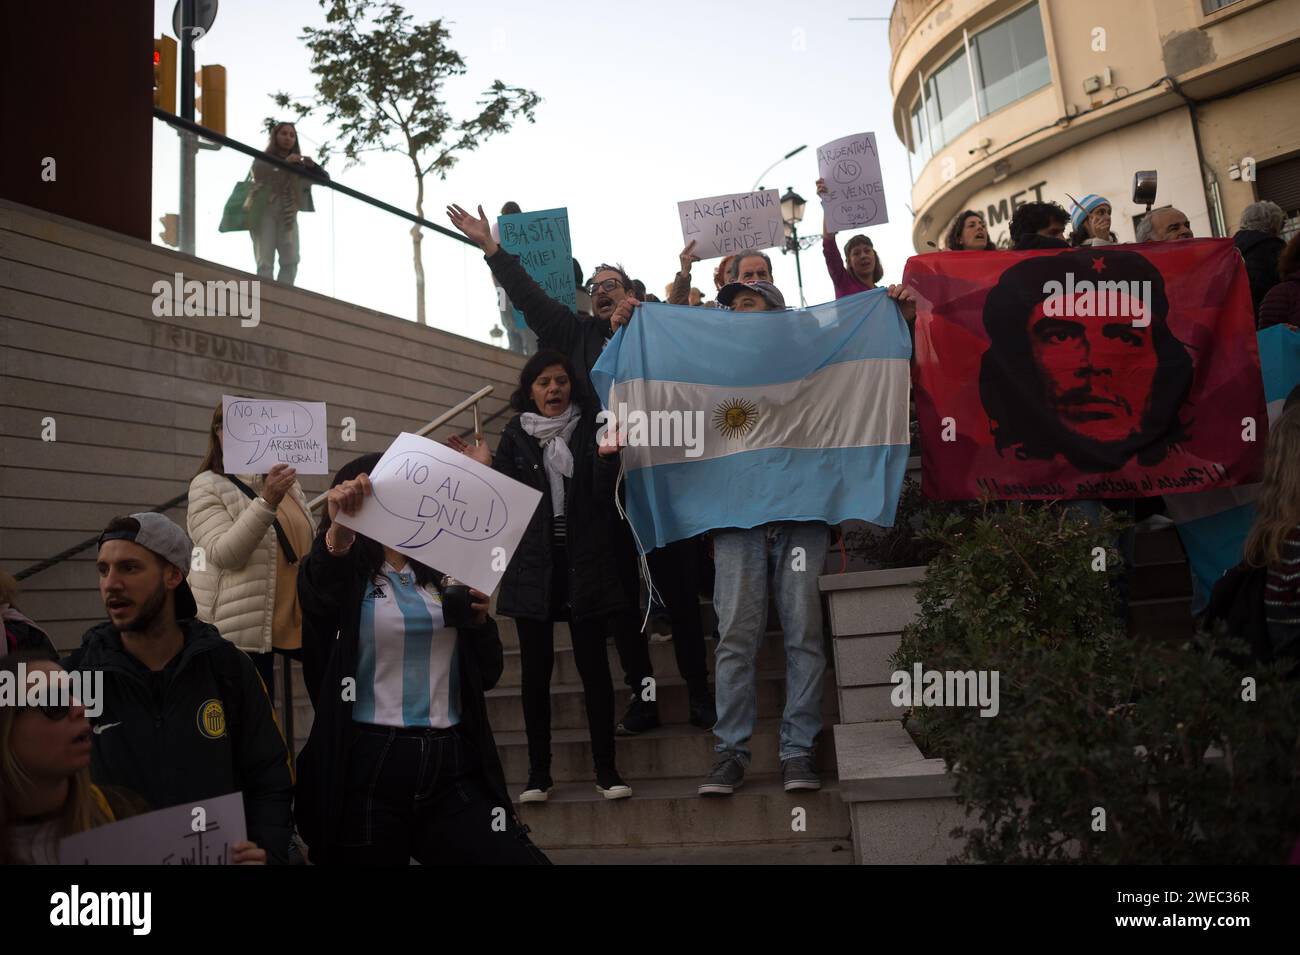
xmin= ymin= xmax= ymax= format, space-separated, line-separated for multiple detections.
xmin=520 ymin=404 xmax=581 ymax=518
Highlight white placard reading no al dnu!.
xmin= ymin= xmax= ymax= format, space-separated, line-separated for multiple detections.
xmin=333 ymin=432 xmax=543 ymax=594
xmin=222 ymin=395 xmax=330 ymax=475
xmin=677 ymin=189 xmax=784 ymax=260
xmin=59 ymin=791 xmax=247 ymax=865
xmin=817 ymin=132 xmax=889 ymax=232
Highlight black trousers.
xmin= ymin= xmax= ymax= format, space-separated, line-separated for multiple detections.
xmin=611 ymin=529 xmax=710 ymax=692
xmin=516 ymin=615 xmax=616 ymax=774
xmin=335 ymin=723 xmax=549 ymax=865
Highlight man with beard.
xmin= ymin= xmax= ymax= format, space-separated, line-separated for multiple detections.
xmin=63 ymin=513 xmax=292 ymax=863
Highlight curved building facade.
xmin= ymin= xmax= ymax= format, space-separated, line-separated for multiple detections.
xmin=889 ymin=0 xmax=1300 ymax=250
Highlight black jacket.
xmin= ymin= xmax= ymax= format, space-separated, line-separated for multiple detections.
xmin=492 ymin=409 xmax=629 ymax=622
xmin=293 ymin=535 xmax=513 ymax=865
xmin=63 ymin=619 xmax=294 ymax=863
xmin=486 ymin=247 xmax=612 ymax=404
xmin=1234 ymin=229 xmax=1285 ymax=320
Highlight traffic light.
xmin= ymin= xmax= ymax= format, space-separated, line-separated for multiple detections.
xmin=195 ymin=65 xmax=226 ymax=136
xmin=153 ymin=36 xmax=177 ymax=113
xmin=159 ymin=214 xmax=179 ymax=247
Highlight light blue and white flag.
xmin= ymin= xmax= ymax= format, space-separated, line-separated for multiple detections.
xmin=590 ymin=289 xmax=912 ymax=552
xmin=1167 ymin=323 xmax=1300 ymax=610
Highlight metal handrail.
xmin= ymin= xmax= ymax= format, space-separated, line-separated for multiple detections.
xmin=155 ymin=108 xmax=477 ymax=248
xmin=14 ymin=388 xmax=502 ymax=581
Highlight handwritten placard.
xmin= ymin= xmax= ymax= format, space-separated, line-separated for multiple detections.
xmin=222 ymin=395 xmax=329 ymax=475
xmin=677 ymin=189 xmax=784 ymax=260
xmin=497 ymin=208 xmax=575 ymax=330
xmin=333 ymin=432 xmax=543 ymax=594
xmin=817 ymin=132 xmax=889 ymax=232
xmin=59 ymin=792 xmax=247 ymax=865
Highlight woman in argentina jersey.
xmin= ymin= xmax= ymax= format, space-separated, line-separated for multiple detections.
xmin=294 ymin=453 xmax=549 ymax=866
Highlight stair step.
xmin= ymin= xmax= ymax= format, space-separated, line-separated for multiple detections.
xmin=486 ymin=670 xmax=839 ymax=732
xmin=543 ymin=839 xmax=854 ymax=865
xmin=497 ymin=717 xmax=837 ymax=783
xmin=517 ymin=773 xmax=851 ymax=848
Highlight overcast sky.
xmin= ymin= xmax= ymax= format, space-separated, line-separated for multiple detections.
xmin=152 ymin=0 xmax=914 ymax=344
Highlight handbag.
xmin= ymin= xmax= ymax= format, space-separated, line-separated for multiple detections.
xmin=218 ymin=169 xmax=254 ymax=233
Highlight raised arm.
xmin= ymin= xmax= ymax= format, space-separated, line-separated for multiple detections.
xmin=668 ymin=241 xmax=700 ymax=305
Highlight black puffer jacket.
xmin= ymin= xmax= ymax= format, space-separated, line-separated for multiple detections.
xmin=492 ymin=407 xmax=629 ymax=623
xmin=293 ymin=536 xmax=513 ymax=865
xmin=1234 ymin=229 xmax=1285 ymax=320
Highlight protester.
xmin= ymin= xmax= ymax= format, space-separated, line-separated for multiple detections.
xmin=943 ymin=210 xmax=990 ymax=251
xmin=1068 ymin=194 xmax=1118 ymax=246
xmin=814 ymin=179 xmax=883 ymax=297
xmin=1 ymin=570 xmax=55 ymax=656
xmin=1244 ymin=405 xmax=1300 ymax=665
xmin=65 ymin=513 xmax=290 ymax=863
xmin=1233 ymin=200 xmax=1287 ymax=319
xmin=245 ymin=121 xmax=329 ymax=287
xmin=727 ymin=252 xmax=774 ymax=284
xmin=448 ymin=201 xmax=692 ymax=734
xmin=691 ymin=279 xmax=829 ymax=796
xmin=292 ymin=455 xmax=549 ymax=864
xmin=1136 ymin=206 xmax=1193 ymax=242
xmin=1259 ymin=232 xmax=1300 ymax=329
xmin=448 ymin=351 xmax=634 ymax=801
xmin=187 ymin=401 xmax=315 ymax=708
xmin=0 ymin=651 xmax=143 ymax=864
xmin=1010 ymin=200 xmax=1069 ymax=246
xmin=492 ymin=201 xmax=537 ymax=355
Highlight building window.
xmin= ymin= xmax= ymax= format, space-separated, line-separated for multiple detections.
xmin=1202 ymin=0 xmax=1243 ymax=12
xmin=909 ymin=99 xmax=932 ymax=162
xmin=925 ymin=48 xmax=977 ymax=149
xmin=971 ymin=2 xmax=1051 ymax=116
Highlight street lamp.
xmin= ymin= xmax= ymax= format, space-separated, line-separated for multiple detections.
xmin=752 ymin=145 xmax=807 ymax=193
xmin=779 ymin=187 xmax=817 ymax=307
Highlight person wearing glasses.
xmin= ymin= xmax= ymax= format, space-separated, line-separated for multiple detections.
xmin=447 ymin=201 xmax=672 ymax=736
xmin=63 ymin=513 xmax=291 ymax=864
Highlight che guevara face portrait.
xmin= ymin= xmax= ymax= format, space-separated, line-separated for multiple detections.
xmin=978 ymin=249 xmax=1193 ymax=472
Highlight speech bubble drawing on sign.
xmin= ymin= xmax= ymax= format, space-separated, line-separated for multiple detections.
xmin=372 ymin=450 xmax=509 ymax=548
xmin=221 ymin=396 xmax=331 ymax=474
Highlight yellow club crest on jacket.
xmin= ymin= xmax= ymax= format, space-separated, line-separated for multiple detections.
xmin=197 ymin=699 xmax=227 ymax=739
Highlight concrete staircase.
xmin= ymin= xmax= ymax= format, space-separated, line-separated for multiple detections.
xmin=1127 ymin=520 xmax=1196 ymax=642
xmin=496 ymin=614 xmax=852 ymax=865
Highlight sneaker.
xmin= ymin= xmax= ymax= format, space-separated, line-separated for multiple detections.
xmin=782 ymin=755 xmax=820 ymax=792
xmin=616 ymin=695 xmax=661 ymax=735
xmin=519 ymin=771 xmax=553 ymax=803
xmin=687 ymin=685 xmax=717 ymax=730
xmin=698 ymin=755 xmax=746 ymax=796
xmin=595 ymin=768 xmax=633 ymax=800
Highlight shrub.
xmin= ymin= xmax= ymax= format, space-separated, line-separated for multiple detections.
xmin=843 ymin=477 xmax=978 ymax=570
xmin=893 ymin=501 xmax=1300 ymax=864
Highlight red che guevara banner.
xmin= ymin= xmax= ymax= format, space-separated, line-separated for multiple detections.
xmin=903 ymin=239 xmax=1266 ymax=500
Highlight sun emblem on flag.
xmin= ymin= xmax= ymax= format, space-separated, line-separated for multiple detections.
xmin=713 ymin=398 xmax=759 ymax=439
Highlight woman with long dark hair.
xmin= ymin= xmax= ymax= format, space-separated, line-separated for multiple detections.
xmin=293 ymin=454 xmax=549 ymax=865
xmin=245 ymin=121 xmax=329 ymax=286
xmin=448 ymin=349 xmax=633 ymax=803
xmin=943 ymin=209 xmax=991 ymax=251
xmin=187 ymin=399 xmax=315 ymax=706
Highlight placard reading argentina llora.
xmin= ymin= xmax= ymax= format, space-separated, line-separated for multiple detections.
xmin=333 ymin=432 xmax=543 ymax=594
xmin=222 ymin=395 xmax=330 ymax=475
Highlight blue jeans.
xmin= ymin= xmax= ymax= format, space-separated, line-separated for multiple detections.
xmin=711 ymin=521 xmax=829 ymax=764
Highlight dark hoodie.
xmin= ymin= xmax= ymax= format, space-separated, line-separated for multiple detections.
xmin=63 ymin=618 xmax=293 ymax=863
xmin=1233 ymin=229 xmax=1285 ymax=320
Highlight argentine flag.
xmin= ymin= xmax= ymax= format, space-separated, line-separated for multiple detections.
xmin=590 ymin=289 xmax=912 ymax=552
xmin=1166 ymin=323 xmax=1300 ymax=610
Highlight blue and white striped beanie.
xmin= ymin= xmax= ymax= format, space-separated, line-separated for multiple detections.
xmin=1070 ymin=194 xmax=1109 ymax=232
